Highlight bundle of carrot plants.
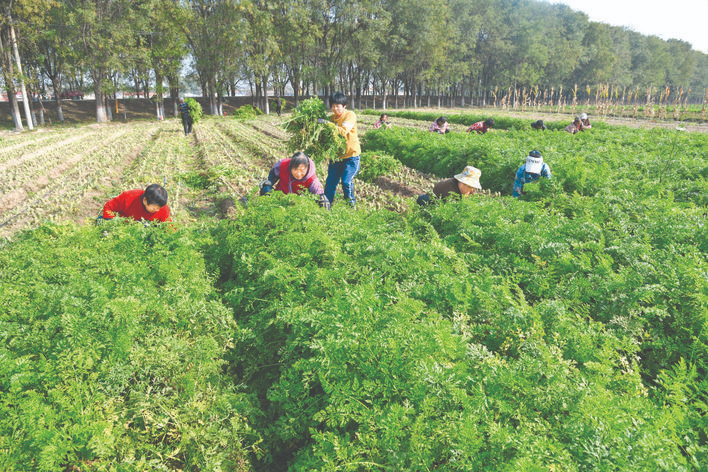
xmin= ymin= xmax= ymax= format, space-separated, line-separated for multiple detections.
xmin=282 ymin=97 xmax=346 ymax=164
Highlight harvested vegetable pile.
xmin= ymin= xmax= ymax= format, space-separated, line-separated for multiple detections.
xmin=232 ymin=104 xmax=263 ymax=121
xmin=282 ymin=97 xmax=346 ymax=165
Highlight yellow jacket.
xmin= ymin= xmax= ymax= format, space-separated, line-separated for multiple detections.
xmin=330 ymin=110 xmax=361 ymax=159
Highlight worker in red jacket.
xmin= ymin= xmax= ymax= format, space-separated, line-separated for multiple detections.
xmin=100 ymin=184 xmax=171 ymax=223
xmin=260 ymin=152 xmax=330 ymax=209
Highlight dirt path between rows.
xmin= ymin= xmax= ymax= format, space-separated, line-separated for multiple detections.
xmin=67 ymin=127 xmax=160 ymax=226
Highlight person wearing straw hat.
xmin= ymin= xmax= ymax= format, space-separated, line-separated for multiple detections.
xmin=513 ymin=151 xmax=552 ymax=197
xmin=417 ymin=165 xmax=482 ymax=205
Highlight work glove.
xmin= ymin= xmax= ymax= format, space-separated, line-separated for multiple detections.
xmin=259 ymin=180 xmax=273 ymax=196
xmin=318 ymin=194 xmax=331 ymax=210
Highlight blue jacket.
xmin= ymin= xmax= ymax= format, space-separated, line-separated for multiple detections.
xmin=513 ymin=163 xmax=551 ymax=197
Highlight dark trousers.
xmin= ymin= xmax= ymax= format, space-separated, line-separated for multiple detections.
xmin=181 ymin=115 xmax=193 ymax=135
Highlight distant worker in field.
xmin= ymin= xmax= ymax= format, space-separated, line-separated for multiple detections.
xmin=531 ymin=120 xmax=547 ymax=130
xmin=178 ymin=98 xmax=193 ymax=136
xmin=467 ymin=118 xmax=495 ymax=134
xmin=373 ymin=113 xmax=391 ymax=129
xmin=564 ymin=116 xmax=583 ymax=134
xmin=417 ymin=165 xmax=482 ymax=205
xmin=429 ymin=116 xmax=450 ymax=134
xmin=580 ymin=113 xmax=592 ymax=129
xmin=512 ymin=151 xmax=552 ymax=197
xmin=100 ymin=184 xmax=171 ymax=223
xmin=320 ymin=91 xmax=361 ymax=207
xmin=260 ymin=151 xmax=330 ymax=209
xmin=276 ymin=97 xmax=283 ymax=117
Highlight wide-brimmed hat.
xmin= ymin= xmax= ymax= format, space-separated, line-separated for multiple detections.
xmin=454 ymin=166 xmax=482 ymax=189
xmin=526 ymin=151 xmax=543 ymax=174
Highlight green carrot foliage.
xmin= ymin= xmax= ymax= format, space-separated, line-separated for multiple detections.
xmin=282 ymin=97 xmax=347 ymax=165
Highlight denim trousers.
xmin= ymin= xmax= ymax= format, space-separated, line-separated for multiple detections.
xmin=324 ymin=155 xmax=360 ymax=205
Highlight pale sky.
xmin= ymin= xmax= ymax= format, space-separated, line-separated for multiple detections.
xmin=548 ymin=0 xmax=708 ymax=54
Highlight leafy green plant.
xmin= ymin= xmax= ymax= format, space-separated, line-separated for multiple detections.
xmin=185 ymin=97 xmax=203 ymax=124
xmin=357 ymin=151 xmax=403 ymax=183
xmin=233 ymin=104 xmax=263 ymax=121
xmin=282 ymin=97 xmax=346 ymax=165
xmin=0 ymin=223 xmax=258 ymax=470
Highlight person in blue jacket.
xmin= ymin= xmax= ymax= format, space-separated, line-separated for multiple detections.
xmin=512 ymin=150 xmax=551 ymax=197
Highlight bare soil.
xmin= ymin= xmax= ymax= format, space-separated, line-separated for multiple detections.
xmin=375 ymin=176 xmax=424 ymax=198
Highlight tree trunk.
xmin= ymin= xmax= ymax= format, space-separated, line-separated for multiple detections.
xmin=209 ymin=78 xmax=217 ymax=115
xmin=0 ymin=30 xmax=22 ymax=130
xmin=168 ymin=74 xmax=179 ymax=117
xmin=155 ymin=71 xmax=164 ymax=120
xmin=9 ymin=24 xmax=32 ymax=130
xmin=94 ymin=80 xmax=108 ymax=123
xmin=106 ymin=96 xmax=113 ymax=121
xmin=133 ymin=73 xmax=140 ymax=98
xmin=262 ymin=76 xmax=270 ymax=114
xmin=382 ymin=80 xmax=387 ymax=109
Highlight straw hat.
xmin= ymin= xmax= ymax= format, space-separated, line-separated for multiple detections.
xmin=454 ymin=166 xmax=482 ymax=189
xmin=525 ymin=151 xmax=543 ymax=174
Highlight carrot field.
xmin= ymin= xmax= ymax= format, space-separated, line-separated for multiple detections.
xmin=2 ymin=112 xmax=708 ymax=471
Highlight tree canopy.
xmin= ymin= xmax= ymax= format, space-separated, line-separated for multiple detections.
xmin=1 ymin=0 xmax=707 ymax=123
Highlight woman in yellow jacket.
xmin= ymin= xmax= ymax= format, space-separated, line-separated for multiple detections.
xmin=323 ymin=91 xmax=361 ymax=207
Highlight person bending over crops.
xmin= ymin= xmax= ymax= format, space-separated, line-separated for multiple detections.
xmin=373 ymin=113 xmax=391 ymax=129
xmin=260 ymin=151 xmax=330 ymax=209
xmin=321 ymin=91 xmax=361 ymax=207
xmin=467 ymin=118 xmax=494 ymax=134
xmin=580 ymin=113 xmax=592 ymax=129
xmin=429 ymin=116 xmax=450 ymax=134
xmin=178 ymin=98 xmax=192 ymax=136
xmin=512 ymin=151 xmax=552 ymax=197
xmin=417 ymin=166 xmax=482 ymax=205
xmin=564 ymin=116 xmax=583 ymax=134
xmin=99 ymin=184 xmax=171 ymax=223
xmin=531 ymin=120 xmax=547 ymax=130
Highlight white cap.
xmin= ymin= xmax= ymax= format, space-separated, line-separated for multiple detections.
xmin=580 ymin=113 xmax=587 ymax=120
xmin=526 ymin=155 xmax=543 ymax=174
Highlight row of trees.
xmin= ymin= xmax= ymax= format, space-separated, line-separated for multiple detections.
xmin=2 ymin=0 xmax=708 ymax=127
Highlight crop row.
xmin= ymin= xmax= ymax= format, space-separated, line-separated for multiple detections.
xmin=0 ymin=128 xmax=90 ymax=166
xmin=362 ymin=124 xmax=708 ymax=204
xmin=217 ymin=118 xmax=285 ymax=164
xmin=0 ymin=125 xmax=155 ymax=237
xmin=245 ymin=115 xmax=290 ymax=141
xmin=0 ymin=127 xmax=129 ymax=196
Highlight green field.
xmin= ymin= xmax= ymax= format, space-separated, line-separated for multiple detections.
xmin=2 ymin=112 xmax=708 ymax=470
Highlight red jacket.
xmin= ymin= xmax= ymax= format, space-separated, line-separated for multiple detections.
xmin=102 ymin=189 xmax=171 ymax=222
xmin=467 ymin=121 xmax=490 ymax=134
xmin=272 ymin=158 xmax=324 ymax=195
